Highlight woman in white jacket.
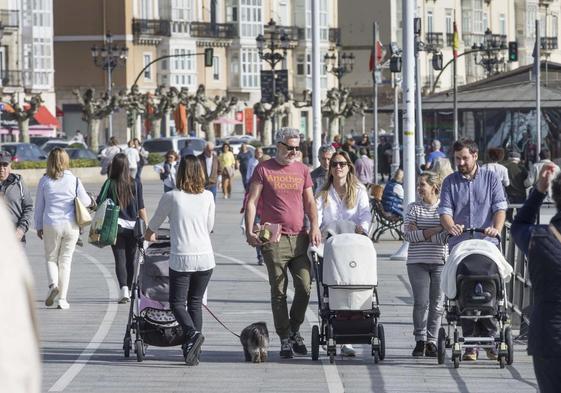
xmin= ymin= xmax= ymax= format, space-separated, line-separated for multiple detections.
xmin=315 ymin=151 xmax=372 ymax=356
xmin=35 ymin=148 xmax=92 ymax=310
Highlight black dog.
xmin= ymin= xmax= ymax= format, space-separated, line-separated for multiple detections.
xmin=240 ymin=322 xmax=269 ymax=363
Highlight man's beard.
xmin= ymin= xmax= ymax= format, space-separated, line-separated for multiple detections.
xmin=458 ymin=162 xmax=475 ymax=175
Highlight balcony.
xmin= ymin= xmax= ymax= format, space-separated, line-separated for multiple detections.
xmin=0 ymin=70 xmax=21 ymax=87
xmin=190 ymin=22 xmax=237 ymax=39
xmin=132 ymin=19 xmax=171 ymax=44
xmin=541 ymin=37 xmax=558 ymax=50
xmin=329 ymin=28 xmax=341 ymax=46
xmin=426 ymin=32 xmax=444 ymax=48
xmin=263 ymin=24 xmax=299 ymax=42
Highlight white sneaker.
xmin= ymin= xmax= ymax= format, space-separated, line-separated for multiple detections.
xmin=119 ymin=286 xmax=130 ymax=304
xmin=57 ymin=299 xmax=70 ymax=310
xmin=341 ymin=344 xmax=356 ymax=357
xmin=45 ymin=285 xmax=59 ymax=307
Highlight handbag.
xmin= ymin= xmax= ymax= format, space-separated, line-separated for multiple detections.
xmin=88 ymin=180 xmax=120 ymax=248
xmin=74 ymin=177 xmax=92 ymax=228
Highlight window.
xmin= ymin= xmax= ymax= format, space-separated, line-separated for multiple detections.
xmin=305 ymin=0 xmax=328 ymax=40
xmin=445 ymin=9 xmax=452 ymax=35
xmin=144 ymin=54 xmax=152 ymax=79
xmin=172 ymin=48 xmax=195 ymax=87
xmin=473 ymin=0 xmax=483 ymax=33
xmin=528 ymin=5 xmax=536 ymax=38
xmin=278 ymin=0 xmax=289 ymax=25
xmin=553 ymin=15 xmax=558 ymax=38
xmin=213 ymin=56 xmax=219 ymax=80
xmin=482 ymin=12 xmax=488 ymax=32
xmin=241 ymin=48 xmax=260 ymax=88
xmin=240 ymin=0 xmax=262 ymax=38
xmin=541 ymin=14 xmax=546 ymax=37
xmin=140 ymin=0 xmax=153 ymax=19
xmin=499 ymin=14 xmax=506 ymax=35
xmin=427 ymin=10 xmax=433 ymax=33
xmin=172 ymin=0 xmax=192 ymax=21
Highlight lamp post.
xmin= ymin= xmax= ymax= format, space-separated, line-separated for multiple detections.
xmin=91 ymin=33 xmax=128 ymax=140
xmin=256 ymin=19 xmax=289 ymax=133
xmin=324 ymin=50 xmax=355 ymax=88
xmin=472 ymin=28 xmax=507 ymax=77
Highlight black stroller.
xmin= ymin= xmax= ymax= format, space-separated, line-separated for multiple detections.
xmin=438 ymin=228 xmax=514 ymax=368
xmin=123 ymin=229 xmax=186 ymax=362
xmin=309 ymin=222 xmax=385 ymax=364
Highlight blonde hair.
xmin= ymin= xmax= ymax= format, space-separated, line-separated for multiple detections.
xmin=176 ymin=155 xmax=205 ymax=194
xmin=432 ymin=158 xmax=454 ymax=180
xmin=419 ymin=171 xmax=443 ymax=195
xmin=318 ymin=151 xmax=360 ymax=209
xmin=393 ymin=168 xmax=404 ymax=182
xmin=46 ymin=147 xmax=70 ymax=179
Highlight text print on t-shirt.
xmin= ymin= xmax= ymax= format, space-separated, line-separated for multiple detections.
xmin=265 ymin=174 xmax=304 ymax=191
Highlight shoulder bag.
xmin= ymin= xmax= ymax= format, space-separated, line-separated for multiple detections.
xmin=88 ymin=180 xmax=120 ymax=248
xmin=74 ymin=177 xmax=92 ymax=228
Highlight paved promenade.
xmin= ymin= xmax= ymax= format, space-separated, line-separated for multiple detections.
xmin=25 ymin=178 xmax=539 ymax=393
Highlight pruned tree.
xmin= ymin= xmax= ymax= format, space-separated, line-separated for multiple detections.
xmin=5 ymin=94 xmax=44 ymax=143
xmin=190 ymin=84 xmax=238 ymax=141
xmin=73 ymin=88 xmax=118 ymax=151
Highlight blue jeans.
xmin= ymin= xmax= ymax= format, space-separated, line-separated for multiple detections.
xmin=206 ymin=184 xmax=217 ymax=200
xmin=169 ymin=268 xmax=213 ymax=337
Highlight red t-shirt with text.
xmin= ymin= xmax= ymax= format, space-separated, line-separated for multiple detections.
xmin=252 ymin=159 xmax=312 ymax=235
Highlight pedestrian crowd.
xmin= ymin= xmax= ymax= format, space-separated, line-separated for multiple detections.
xmin=1 ymin=126 xmax=560 ymax=393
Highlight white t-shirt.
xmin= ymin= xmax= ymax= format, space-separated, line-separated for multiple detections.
xmin=124 ymin=147 xmax=140 ymax=169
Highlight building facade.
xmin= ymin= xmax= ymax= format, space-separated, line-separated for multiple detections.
xmin=54 ymin=0 xmax=340 ymax=143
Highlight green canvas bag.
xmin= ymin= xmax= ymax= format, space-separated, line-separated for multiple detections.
xmin=88 ymin=180 xmax=120 ymax=248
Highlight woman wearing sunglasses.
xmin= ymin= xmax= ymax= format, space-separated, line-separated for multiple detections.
xmin=315 ymin=151 xmax=372 ymax=357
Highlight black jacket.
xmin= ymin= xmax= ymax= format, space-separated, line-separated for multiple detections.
xmin=512 ymin=189 xmax=561 ymax=357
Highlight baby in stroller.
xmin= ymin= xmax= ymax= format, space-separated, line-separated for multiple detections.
xmin=308 ymin=221 xmax=385 ymax=363
xmin=439 ymin=228 xmax=514 ymax=368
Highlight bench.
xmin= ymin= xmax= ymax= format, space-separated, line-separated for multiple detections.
xmin=369 ymin=198 xmax=404 ymax=242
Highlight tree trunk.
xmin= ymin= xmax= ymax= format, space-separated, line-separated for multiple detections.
xmin=150 ymin=118 xmax=162 ymax=139
xmin=18 ymin=119 xmax=30 ymax=143
xmin=328 ymin=117 xmax=339 ymax=142
xmin=262 ymin=118 xmax=273 ymax=146
xmin=205 ymin=122 xmax=215 ymax=142
xmin=88 ymin=119 xmax=101 ymax=152
xmin=135 ymin=115 xmax=142 ymax=141
xmin=164 ymin=111 xmax=171 ymax=137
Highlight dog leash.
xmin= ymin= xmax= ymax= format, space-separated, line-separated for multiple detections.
xmin=203 ymin=304 xmax=241 ymax=338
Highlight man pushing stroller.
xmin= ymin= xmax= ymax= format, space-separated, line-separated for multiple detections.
xmin=439 ymin=139 xmax=508 ymax=361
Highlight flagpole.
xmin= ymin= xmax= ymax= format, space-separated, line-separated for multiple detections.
xmin=372 ymin=22 xmax=379 ymax=184
xmin=453 ymin=11 xmax=459 ymax=142
xmin=536 ymin=19 xmax=541 ymax=159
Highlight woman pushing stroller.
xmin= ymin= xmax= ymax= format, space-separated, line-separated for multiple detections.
xmin=145 ymin=155 xmax=215 ymax=366
xmin=315 ymin=150 xmax=372 ymax=356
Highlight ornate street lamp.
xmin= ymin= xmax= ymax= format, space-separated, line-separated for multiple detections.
xmin=471 ymin=28 xmax=507 ymax=77
xmin=324 ymin=50 xmax=355 ymax=88
xmin=256 ymin=19 xmax=289 ymax=132
xmin=91 ymin=33 xmax=128 ymax=139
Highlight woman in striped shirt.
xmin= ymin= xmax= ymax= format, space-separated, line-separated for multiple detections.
xmin=404 ymin=172 xmax=447 ymax=358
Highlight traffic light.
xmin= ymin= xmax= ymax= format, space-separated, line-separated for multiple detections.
xmin=508 ymin=41 xmax=518 ymax=62
xmin=204 ymin=48 xmax=214 ymax=67
xmin=390 ymin=56 xmax=402 ymax=73
xmin=432 ymin=52 xmax=443 ymax=70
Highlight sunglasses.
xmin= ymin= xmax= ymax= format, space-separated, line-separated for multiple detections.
xmin=331 ymin=161 xmax=349 ymax=168
xmin=279 ymin=142 xmax=300 ymax=152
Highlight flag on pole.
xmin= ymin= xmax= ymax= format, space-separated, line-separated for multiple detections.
xmin=369 ymin=40 xmax=383 ymax=72
xmin=453 ymin=21 xmax=460 ymax=59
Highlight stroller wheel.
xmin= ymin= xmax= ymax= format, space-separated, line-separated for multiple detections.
xmin=505 ymin=326 xmax=514 ymax=365
xmin=377 ymin=324 xmax=385 ymax=361
xmin=499 ymin=355 xmax=506 ymax=369
xmin=437 ymin=328 xmax=446 ymax=365
xmin=453 ymin=355 xmax=460 ymax=369
xmin=311 ymin=325 xmax=320 ymax=361
xmin=135 ymin=340 xmax=145 ymax=362
xmin=373 ymin=349 xmax=379 ymax=364
xmin=329 ymin=353 xmax=335 ymax=364
xmin=123 ymin=336 xmax=131 ymax=358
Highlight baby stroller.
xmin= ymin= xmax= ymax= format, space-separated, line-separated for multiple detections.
xmin=309 ymin=221 xmax=385 ymax=364
xmin=438 ymin=228 xmax=514 ymax=368
xmin=123 ymin=229 xmax=186 ymax=362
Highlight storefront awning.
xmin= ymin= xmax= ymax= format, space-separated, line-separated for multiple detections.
xmin=34 ymin=106 xmax=60 ymax=128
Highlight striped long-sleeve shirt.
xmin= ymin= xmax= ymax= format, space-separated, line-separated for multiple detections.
xmin=404 ymin=200 xmax=448 ymax=265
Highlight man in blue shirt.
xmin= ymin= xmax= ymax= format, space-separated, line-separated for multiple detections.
xmin=425 ymin=139 xmax=446 ymax=169
xmin=439 ymin=138 xmax=508 ymax=361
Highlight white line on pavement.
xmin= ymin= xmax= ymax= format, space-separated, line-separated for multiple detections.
xmin=48 ymin=251 xmax=119 ymax=392
xmin=215 ymin=252 xmax=345 ymax=393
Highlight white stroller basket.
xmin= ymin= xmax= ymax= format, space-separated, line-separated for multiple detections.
xmin=322 ymin=233 xmax=378 ymax=311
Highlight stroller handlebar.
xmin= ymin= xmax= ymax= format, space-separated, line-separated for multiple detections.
xmin=446 ymin=227 xmax=501 ymax=243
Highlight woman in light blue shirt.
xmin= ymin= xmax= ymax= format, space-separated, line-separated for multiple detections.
xmin=35 ymin=148 xmax=92 ymax=310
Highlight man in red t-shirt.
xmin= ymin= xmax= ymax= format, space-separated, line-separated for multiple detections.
xmin=245 ymin=127 xmax=321 ymax=359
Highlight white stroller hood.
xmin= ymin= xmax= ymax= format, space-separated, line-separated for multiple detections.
xmin=323 ymin=233 xmax=378 ymax=287
xmin=440 ymin=239 xmax=513 ymax=299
